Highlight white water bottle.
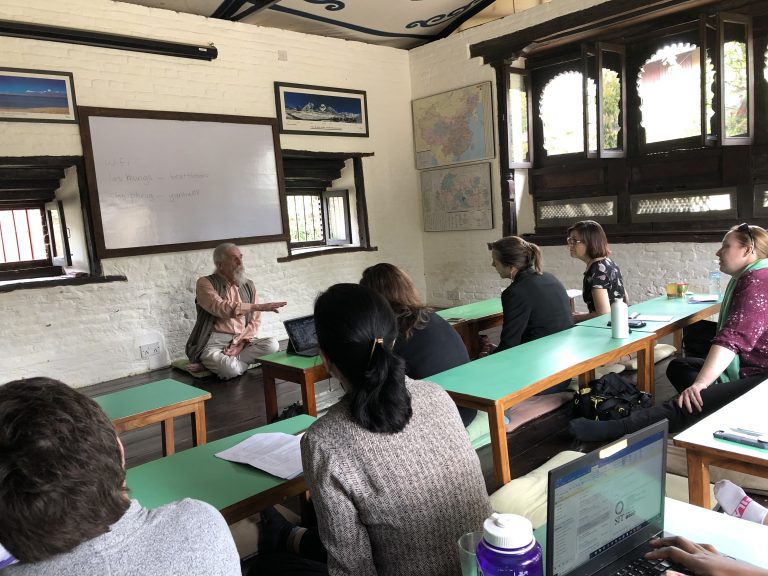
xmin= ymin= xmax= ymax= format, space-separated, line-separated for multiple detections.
xmin=611 ymin=299 xmax=629 ymax=339
xmin=708 ymin=266 xmax=721 ymax=296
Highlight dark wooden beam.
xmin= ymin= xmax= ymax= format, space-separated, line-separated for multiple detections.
xmin=0 ymin=168 xmax=65 ymax=181
xmin=0 ymin=180 xmax=59 ymax=191
xmin=232 ymin=0 xmax=282 ymax=21
xmin=470 ymin=0 xmax=724 ymax=63
xmin=0 ymin=189 xmax=55 ymax=202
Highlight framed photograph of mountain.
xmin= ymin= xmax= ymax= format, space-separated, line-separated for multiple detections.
xmin=0 ymin=67 xmax=78 ymax=123
xmin=275 ymin=82 xmax=368 ymax=137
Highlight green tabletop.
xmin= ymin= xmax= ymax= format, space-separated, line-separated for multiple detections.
xmin=93 ymin=379 xmax=209 ymax=421
xmin=436 ymin=297 xmax=502 ymax=323
xmin=429 ymin=326 xmax=653 ymax=402
xmin=126 ymin=414 xmax=316 ymax=512
xmin=260 ymin=350 xmax=324 ymax=369
xmin=577 ymin=295 xmax=721 ymax=332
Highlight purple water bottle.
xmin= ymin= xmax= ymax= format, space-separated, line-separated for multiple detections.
xmin=476 ymin=513 xmax=543 ymax=576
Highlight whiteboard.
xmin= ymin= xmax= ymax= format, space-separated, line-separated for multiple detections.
xmin=80 ymin=109 xmax=286 ymax=257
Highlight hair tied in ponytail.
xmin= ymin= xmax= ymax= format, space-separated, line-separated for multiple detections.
xmin=368 ymin=337 xmax=384 ymax=363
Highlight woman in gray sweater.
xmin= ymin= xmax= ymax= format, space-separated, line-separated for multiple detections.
xmin=301 ymin=283 xmax=491 ymax=576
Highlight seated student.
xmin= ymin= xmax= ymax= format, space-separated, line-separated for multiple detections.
xmin=487 ymin=236 xmax=573 ymax=352
xmin=360 ymin=262 xmax=476 ymax=425
xmin=300 ymin=284 xmax=491 ymax=576
xmin=0 ymin=377 xmax=240 ymax=576
xmin=567 ymin=220 xmax=627 ymax=322
xmin=570 ymin=223 xmax=768 ymax=442
xmin=185 ymin=242 xmax=287 ymax=379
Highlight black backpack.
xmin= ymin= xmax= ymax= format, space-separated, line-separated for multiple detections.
xmin=573 ymin=373 xmax=653 ymax=421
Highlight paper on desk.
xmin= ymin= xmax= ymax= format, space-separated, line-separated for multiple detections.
xmin=215 ymin=432 xmax=303 ymax=479
xmin=636 ymin=314 xmax=673 ymax=322
xmin=688 ymin=294 xmax=719 ymax=303
xmin=566 ymin=289 xmax=582 ymax=299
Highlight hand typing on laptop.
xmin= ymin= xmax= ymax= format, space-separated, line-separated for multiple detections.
xmin=645 ymin=535 xmax=767 ymax=576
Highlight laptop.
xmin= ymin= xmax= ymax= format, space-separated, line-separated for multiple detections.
xmin=546 ymin=421 xmax=691 ymax=576
xmin=283 ymin=315 xmax=319 ymax=357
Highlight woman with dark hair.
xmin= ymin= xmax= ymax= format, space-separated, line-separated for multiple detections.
xmin=567 ymin=220 xmax=627 ymax=322
xmin=488 ymin=236 xmax=573 ymax=354
xmin=570 ymin=224 xmax=768 ymax=442
xmin=360 ymin=263 xmax=476 ymax=425
xmin=300 ymin=283 xmax=491 ymax=576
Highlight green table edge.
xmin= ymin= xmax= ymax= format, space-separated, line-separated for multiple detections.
xmin=94 ymin=378 xmax=209 ymax=421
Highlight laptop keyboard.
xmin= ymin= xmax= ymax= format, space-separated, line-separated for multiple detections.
xmin=615 ymin=557 xmax=694 ymax=576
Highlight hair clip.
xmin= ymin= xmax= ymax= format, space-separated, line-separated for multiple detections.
xmin=369 ymin=337 xmax=384 ymax=361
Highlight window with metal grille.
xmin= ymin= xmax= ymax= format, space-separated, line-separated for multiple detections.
xmin=286 ymin=190 xmax=351 ymax=248
xmin=0 ymin=207 xmax=48 ymax=266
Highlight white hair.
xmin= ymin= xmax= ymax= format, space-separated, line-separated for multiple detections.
xmin=213 ymin=242 xmax=236 ymax=265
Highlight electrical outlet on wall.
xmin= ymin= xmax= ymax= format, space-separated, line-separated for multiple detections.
xmin=139 ymin=342 xmax=161 ymax=359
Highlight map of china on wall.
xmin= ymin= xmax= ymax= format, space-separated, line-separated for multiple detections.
xmin=412 ymin=81 xmax=495 ymax=169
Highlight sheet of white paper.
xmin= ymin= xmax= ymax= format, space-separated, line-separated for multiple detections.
xmin=566 ymin=289 xmax=582 ymax=299
xmin=215 ymin=432 xmax=303 ymax=479
xmin=636 ymin=314 xmax=674 ymax=322
xmin=688 ymin=294 xmax=719 ymax=303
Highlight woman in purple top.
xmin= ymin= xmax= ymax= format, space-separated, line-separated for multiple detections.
xmin=570 ymin=223 xmax=768 ymax=442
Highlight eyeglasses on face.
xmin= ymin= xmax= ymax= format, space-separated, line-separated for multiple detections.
xmin=566 ymin=237 xmax=583 ymax=246
xmin=737 ymin=223 xmax=755 ymax=248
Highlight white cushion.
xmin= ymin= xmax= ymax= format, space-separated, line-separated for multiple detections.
xmin=622 ymin=343 xmax=677 ymax=370
xmin=489 ymin=450 xmax=584 ymax=528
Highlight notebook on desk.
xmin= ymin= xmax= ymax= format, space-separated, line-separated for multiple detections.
xmin=283 ymin=315 xmax=319 ymax=357
xmin=546 ymin=421 xmax=691 ymax=576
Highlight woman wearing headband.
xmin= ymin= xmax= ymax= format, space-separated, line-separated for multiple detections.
xmin=487 ymin=236 xmax=572 ymax=357
xmin=360 ymin=263 xmax=476 ymax=426
xmin=571 ymin=223 xmax=768 ymax=442
xmin=299 ymin=283 xmax=490 ymax=576
xmin=567 ymin=220 xmax=627 ymax=322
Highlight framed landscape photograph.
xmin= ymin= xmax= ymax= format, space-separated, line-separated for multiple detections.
xmin=0 ymin=68 xmax=78 ymax=123
xmin=275 ymin=82 xmax=368 ymax=137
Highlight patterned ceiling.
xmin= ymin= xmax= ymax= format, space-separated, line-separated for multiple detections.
xmin=117 ymin=0 xmax=541 ymax=49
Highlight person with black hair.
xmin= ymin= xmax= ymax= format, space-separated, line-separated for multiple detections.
xmin=567 ymin=220 xmax=627 ymax=322
xmin=300 ymin=283 xmax=490 ymax=576
xmin=360 ymin=262 xmax=476 ymax=426
xmin=0 ymin=377 xmax=240 ymax=576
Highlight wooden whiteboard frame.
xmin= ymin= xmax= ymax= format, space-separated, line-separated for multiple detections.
xmin=79 ymin=107 xmax=289 ymax=258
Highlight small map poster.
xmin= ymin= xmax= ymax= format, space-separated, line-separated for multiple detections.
xmin=421 ymin=162 xmax=493 ymax=232
xmin=412 ymin=82 xmax=495 ymax=169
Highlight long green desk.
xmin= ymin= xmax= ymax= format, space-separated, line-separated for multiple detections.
xmin=429 ymin=326 xmax=655 ymax=486
xmin=578 ymin=295 xmax=721 ymax=358
xmin=260 ymin=299 xmax=505 ymax=420
xmin=126 ymin=414 xmax=315 ymax=524
xmin=436 ymin=297 xmax=503 ymax=359
xmin=94 ymin=378 xmax=211 ymax=456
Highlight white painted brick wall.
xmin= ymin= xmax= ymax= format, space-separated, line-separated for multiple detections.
xmin=0 ymin=0 xmax=425 ymax=387
xmin=409 ymin=1 xmax=726 ymax=311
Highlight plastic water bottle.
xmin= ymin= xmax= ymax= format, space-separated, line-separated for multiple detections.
xmin=476 ymin=513 xmax=543 ymax=576
xmin=610 ymin=299 xmax=629 ymax=339
xmin=708 ymin=266 xmax=721 ymax=296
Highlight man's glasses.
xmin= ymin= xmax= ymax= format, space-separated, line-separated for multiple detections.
xmin=738 ymin=223 xmax=755 ymax=248
xmin=566 ymin=237 xmax=583 ymax=246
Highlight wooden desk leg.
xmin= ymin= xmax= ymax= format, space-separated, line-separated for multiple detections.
xmin=161 ymin=418 xmax=175 ymax=456
xmin=636 ymin=343 xmax=654 ymax=396
xmin=488 ymin=404 xmax=511 ymax=486
xmin=686 ymin=451 xmax=711 ymax=509
xmin=673 ymin=329 xmax=683 ymax=356
xmin=190 ymin=401 xmax=207 ymax=446
xmin=578 ymin=369 xmax=596 ymax=389
xmin=263 ymin=369 xmax=279 ymax=422
xmin=302 ymin=378 xmax=317 ymax=417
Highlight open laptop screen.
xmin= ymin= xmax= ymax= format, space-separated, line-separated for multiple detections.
xmin=547 ymin=422 xmax=667 ymax=576
xmin=284 ymin=315 xmax=318 ymax=354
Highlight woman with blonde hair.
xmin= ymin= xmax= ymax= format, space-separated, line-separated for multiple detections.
xmin=487 ymin=236 xmax=572 ymax=353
